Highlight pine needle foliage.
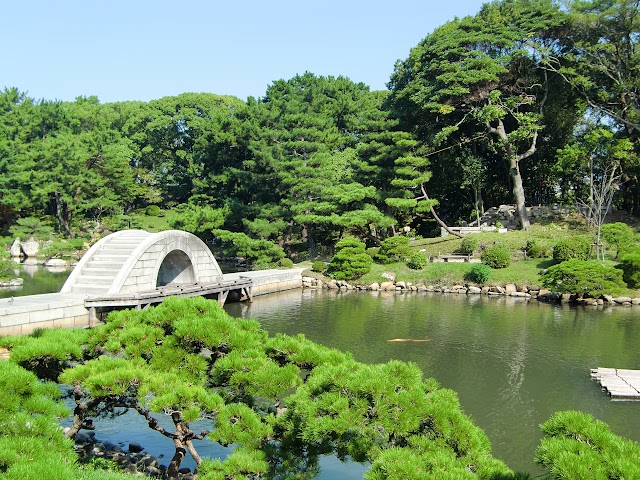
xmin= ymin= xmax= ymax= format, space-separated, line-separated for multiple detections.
xmin=3 ymin=327 xmax=88 ymax=381
xmin=8 ymin=296 xmax=527 ymax=478
xmin=540 ymin=259 xmax=627 ymax=297
xmin=536 ymin=411 xmax=640 ymax=479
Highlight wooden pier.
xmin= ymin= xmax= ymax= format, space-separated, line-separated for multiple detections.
xmin=84 ymin=277 xmax=252 ymax=325
xmin=591 ymin=368 xmax=640 ymax=400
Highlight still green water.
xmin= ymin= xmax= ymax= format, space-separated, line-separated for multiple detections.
xmin=225 ymin=288 xmax=640 ymax=475
xmin=5 ymin=267 xmax=639 ymax=476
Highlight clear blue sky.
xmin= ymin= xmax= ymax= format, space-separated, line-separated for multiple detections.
xmin=3 ymin=0 xmax=488 ymax=103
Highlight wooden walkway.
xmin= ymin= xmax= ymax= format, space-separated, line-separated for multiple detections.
xmin=591 ymin=368 xmax=640 ymax=400
xmin=84 ymin=277 xmax=252 ymax=324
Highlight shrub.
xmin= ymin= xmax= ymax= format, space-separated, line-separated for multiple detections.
xmin=277 ymin=258 xmax=294 ymax=268
xmin=536 ymin=411 xmax=640 ymax=479
xmin=465 ymin=264 xmax=491 ymax=284
xmin=616 ymin=245 xmax=640 ymax=288
xmin=212 ymin=229 xmax=285 ymax=266
xmin=525 ymin=239 xmax=551 ymax=259
xmin=601 ymin=222 xmax=636 ymax=257
xmin=373 ymin=236 xmax=411 ymax=264
xmin=458 ymin=236 xmax=478 ymax=255
xmin=552 ymin=237 xmax=590 ymax=263
xmin=145 ymin=205 xmax=161 ymax=216
xmin=0 ymin=247 xmax=17 ymax=281
xmin=8 ymin=216 xmax=53 ymax=239
xmin=311 ymin=261 xmax=326 ymax=273
xmin=481 ymin=244 xmax=511 ymax=269
xmin=540 ymin=259 xmax=626 ymax=297
xmin=326 ymin=238 xmax=372 ymax=280
xmin=40 ymin=238 xmax=86 ymax=260
xmin=406 ymin=252 xmax=428 ymax=270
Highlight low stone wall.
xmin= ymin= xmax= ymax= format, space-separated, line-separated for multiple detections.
xmin=225 ymin=269 xmax=304 ymax=296
xmin=0 ymin=293 xmax=91 ymax=336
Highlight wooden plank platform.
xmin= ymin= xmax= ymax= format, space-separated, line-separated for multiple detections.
xmin=591 ymin=367 xmax=640 ymax=400
xmin=84 ymin=278 xmax=253 ymax=324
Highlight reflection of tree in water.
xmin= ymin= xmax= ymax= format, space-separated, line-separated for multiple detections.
xmin=262 ymin=441 xmax=323 ymax=479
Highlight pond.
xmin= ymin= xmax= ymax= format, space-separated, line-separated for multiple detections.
xmin=4 ymin=266 xmax=640 ymax=477
xmin=225 ymin=288 xmax=640 ymax=476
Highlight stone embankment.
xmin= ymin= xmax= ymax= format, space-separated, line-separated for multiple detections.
xmin=301 ymin=276 xmax=640 ymax=306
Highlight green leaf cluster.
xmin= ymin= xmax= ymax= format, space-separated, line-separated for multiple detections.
xmin=536 ymin=411 xmax=640 ymax=479
xmin=326 ymin=238 xmax=373 ymax=280
xmin=540 ymin=259 xmax=626 ymax=297
xmin=552 ymin=237 xmax=591 ymax=262
xmin=458 ymin=236 xmax=478 ymax=256
xmin=616 ymin=245 xmax=640 ymax=288
xmin=406 ymin=252 xmax=429 ymax=270
xmin=211 ymin=228 xmax=285 ymax=267
xmin=481 ymin=244 xmax=512 ymax=269
xmin=373 ymin=236 xmax=412 ymax=264
xmin=465 ymin=264 xmax=492 ymax=284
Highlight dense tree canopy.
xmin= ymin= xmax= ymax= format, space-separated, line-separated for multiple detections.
xmin=1 ymin=0 xmax=638 ymax=255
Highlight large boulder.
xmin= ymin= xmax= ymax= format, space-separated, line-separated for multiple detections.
xmin=9 ymin=238 xmax=21 ymax=258
xmin=20 ymin=239 xmax=40 ymax=258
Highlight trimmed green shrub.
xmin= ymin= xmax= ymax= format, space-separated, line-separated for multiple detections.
xmin=277 ymin=258 xmax=294 ymax=268
xmin=480 ymin=244 xmax=511 ymax=269
xmin=0 ymin=247 xmax=17 ymax=281
xmin=40 ymin=238 xmax=86 ymax=260
xmin=326 ymin=238 xmax=372 ymax=280
xmin=406 ymin=252 xmax=428 ymax=270
xmin=373 ymin=236 xmax=411 ymax=264
xmin=311 ymin=261 xmax=326 ymax=273
xmin=465 ymin=264 xmax=491 ymax=284
xmin=552 ymin=237 xmax=590 ymax=263
xmin=458 ymin=236 xmax=478 ymax=255
xmin=540 ymin=259 xmax=626 ymax=297
xmin=525 ymin=239 xmax=551 ymax=259
xmin=601 ymin=222 xmax=636 ymax=257
xmin=536 ymin=411 xmax=640 ymax=479
xmin=616 ymin=245 xmax=640 ymax=288
xmin=145 ymin=205 xmax=161 ymax=216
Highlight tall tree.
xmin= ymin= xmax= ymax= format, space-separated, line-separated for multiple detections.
xmin=387 ymin=0 xmax=568 ymax=230
xmin=556 ymin=123 xmax=637 ymax=258
xmin=246 ymin=73 xmax=388 ymax=254
xmin=550 ymin=0 xmax=640 ymax=212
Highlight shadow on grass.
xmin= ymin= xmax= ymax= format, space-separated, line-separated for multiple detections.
xmin=536 ymin=259 xmax=556 ymax=269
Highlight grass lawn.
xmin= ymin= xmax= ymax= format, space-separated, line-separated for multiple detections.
xmin=302 ymin=219 xmax=640 ymax=297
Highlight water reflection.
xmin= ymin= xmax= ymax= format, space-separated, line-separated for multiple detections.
xmin=0 ymin=264 xmax=71 ymax=299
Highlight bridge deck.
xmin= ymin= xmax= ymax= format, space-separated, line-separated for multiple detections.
xmin=84 ymin=277 xmax=253 ymax=321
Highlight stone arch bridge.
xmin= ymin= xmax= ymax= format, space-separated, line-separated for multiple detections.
xmin=0 ymin=230 xmax=303 ymax=336
xmin=61 ymin=229 xmax=224 ymax=295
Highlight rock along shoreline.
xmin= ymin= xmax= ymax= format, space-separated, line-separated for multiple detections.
xmin=301 ymin=276 xmax=640 ymax=307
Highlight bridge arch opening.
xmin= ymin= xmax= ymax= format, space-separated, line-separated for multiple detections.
xmin=157 ymin=250 xmax=195 ymax=287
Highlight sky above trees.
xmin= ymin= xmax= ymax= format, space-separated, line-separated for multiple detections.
xmin=4 ymin=0 xmax=487 ymax=103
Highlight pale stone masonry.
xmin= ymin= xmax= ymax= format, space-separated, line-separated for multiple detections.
xmin=61 ymin=230 xmax=224 ymax=295
xmin=0 ymin=230 xmax=303 ymax=336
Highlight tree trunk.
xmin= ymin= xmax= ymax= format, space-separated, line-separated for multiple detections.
xmin=54 ymin=191 xmax=74 ymax=238
xmin=167 ymin=414 xmax=188 ymax=478
xmin=420 ymin=185 xmax=464 ymax=238
xmin=167 ymin=441 xmax=187 ymax=479
xmin=509 ymin=157 xmax=530 ymax=231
